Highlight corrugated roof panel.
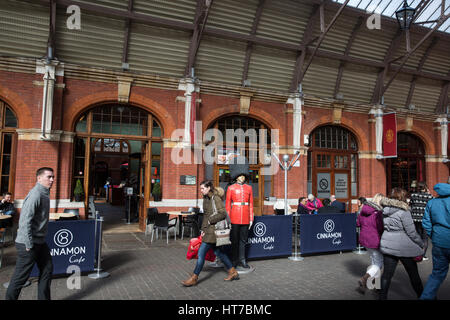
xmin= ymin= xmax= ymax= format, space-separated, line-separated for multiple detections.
xmin=207 ymin=0 xmax=258 ymax=35
xmin=302 ymin=56 xmax=340 ymax=99
xmin=422 ymin=42 xmax=450 ymax=75
xmin=383 ymin=73 xmax=413 ymax=108
xmin=75 ymin=0 xmax=128 ymax=11
xmin=315 ymin=11 xmax=355 ymax=55
xmin=349 ymin=23 xmax=397 ymax=63
xmin=55 ymin=10 xmax=124 ymax=69
xmin=339 ymin=64 xmax=378 ymax=104
xmin=395 ymin=33 xmax=433 ymax=70
xmin=411 ymin=78 xmax=442 ymax=113
xmin=195 ymin=36 xmax=247 ymax=86
xmin=128 ymin=23 xmax=190 ymax=78
xmin=0 ymin=0 xmax=48 ymax=58
xmin=133 ymin=0 xmax=196 ymax=24
xmin=256 ymin=0 xmax=312 ymax=45
xmin=246 ymin=45 xmax=297 ymax=92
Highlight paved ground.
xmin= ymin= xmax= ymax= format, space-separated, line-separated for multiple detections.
xmin=0 ymin=204 xmax=448 ymax=301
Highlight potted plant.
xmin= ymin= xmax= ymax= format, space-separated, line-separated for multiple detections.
xmin=74 ymin=179 xmax=85 ymax=202
xmin=152 ymin=182 xmax=162 ymax=201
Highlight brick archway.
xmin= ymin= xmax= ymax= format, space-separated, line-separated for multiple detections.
xmin=0 ymin=86 xmax=33 ymax=128
xmin=64 ymin=91 xmax=176 ymax=137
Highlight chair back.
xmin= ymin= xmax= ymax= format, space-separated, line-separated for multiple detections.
xmin=147 ymin=208 xmax=158 ymax=225
xmin=154 ymin=213 xmax=169 ymax=228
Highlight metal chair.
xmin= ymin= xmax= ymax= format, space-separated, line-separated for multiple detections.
xmin=145 ymin=208 xmax=158 ymax=236
xmin=151 ymin=213 xmax=177 ymax=244
xmin=181 ymin=207 xmax=200 ymax=240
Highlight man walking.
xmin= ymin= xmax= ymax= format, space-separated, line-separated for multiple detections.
xmin=5 ymin=167 xmax=54 ymax=300
xmin=420 ymin=183 xmax=450 ymax=300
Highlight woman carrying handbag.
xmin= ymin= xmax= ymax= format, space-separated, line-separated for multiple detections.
xmin=182 ymin=180 xmax=239 ymax=287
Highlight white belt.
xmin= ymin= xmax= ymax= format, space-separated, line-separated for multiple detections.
xmin=232 ymin=202 xmax=249 ymax=206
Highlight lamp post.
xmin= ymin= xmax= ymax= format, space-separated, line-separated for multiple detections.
xmin=272 ymin=150 xmax=302 ymax=261
xmin=395 ymin=0 xmax=416 ymax=52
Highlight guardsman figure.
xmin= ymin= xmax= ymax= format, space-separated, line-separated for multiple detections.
xmin=226 ymin=156 xmax=253 ymax=269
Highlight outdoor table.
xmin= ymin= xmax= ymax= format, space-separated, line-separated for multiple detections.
xmin=167 ymin=211 xmax=195 ymax=236
xmin=0 ymin=215 xmax=13 ymax=268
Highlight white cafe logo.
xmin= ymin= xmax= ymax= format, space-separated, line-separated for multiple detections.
xmin=253 ymin=222 xmax=266 ymax=237
xmin=53 ymin=229 xmax=73 ymax=248
xmin=324 ymin=219 xmax=335 ymax=233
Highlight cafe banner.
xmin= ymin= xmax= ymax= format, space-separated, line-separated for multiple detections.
xmin=31 ymin=220 xmax=96 ymax=277
xmin=299 ymin=213 xmax=357 ymax=254
xmin=247 ymin=215 xmax=292 ymax=259
xmin=382 ymin=112 xmax=397 ymax=158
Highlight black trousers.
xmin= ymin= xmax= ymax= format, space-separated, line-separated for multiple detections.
xmin=5 ymin=242 xmax=53 ymax=300
xmin=379 ymin=254 xmax=423 ymax=300
xmin=231 ymin=224 xmax=249 ymax=267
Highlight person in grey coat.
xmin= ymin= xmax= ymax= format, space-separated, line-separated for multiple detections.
xmin=5 ymin=167 xmax=54 ymax=300
xmin=378 ymin=187 xmax=424 ymax=300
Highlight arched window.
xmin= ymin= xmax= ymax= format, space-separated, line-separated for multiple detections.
xmin=0 ymin=101 xmax=18 ymax=195
xmin=307 ymin=125 xmax=358 ymax=210
xmin=387 ymin=132 xmax=425 ymax=194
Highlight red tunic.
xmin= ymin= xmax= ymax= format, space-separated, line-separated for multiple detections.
xmin=225 ymin=183 xmax=254 ymax=225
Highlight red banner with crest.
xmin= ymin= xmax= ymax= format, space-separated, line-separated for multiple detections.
xmin=382 ymin=112 xmax=397 ymax=158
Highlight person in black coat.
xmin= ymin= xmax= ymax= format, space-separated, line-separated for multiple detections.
xmin=318 ymin=199 xmax=341 ymax=214
xmin=330 ymin=195 xmax=345 ymax=213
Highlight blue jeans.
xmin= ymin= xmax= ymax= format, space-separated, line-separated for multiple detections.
xmin=420 ymin=245 xmax=450 ymax=300
xmin=193 ymin=242 xmax=233 ymax=276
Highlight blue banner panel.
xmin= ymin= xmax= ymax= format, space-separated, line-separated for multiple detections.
xmin=299 ymin=213 xmax=357 ymax=254
xmin=247 ymin=215 xmax=292 ymax=259
xmin=31 ymin=220 xmax=96 ymax=277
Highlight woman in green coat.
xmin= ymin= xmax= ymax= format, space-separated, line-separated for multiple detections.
xmin=182 ymin=180 xmax=239 ymax=286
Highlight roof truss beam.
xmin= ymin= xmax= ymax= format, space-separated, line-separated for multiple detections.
xmin=404 ymin=36 xmax=439 ymax=108
xmin=334 ymin=15 xmax=364 ymax=98
xmin=185 ymin=0 xmax=213 ymax=77
xmin=121 ymin=0 xmax=134 ymax=68
xmin=297 ymin=0 xmax=350 ymax=85
xmin=290 ymin=4 xmax=320 ymax=92
xmin=242 ymin=0 xmax=266 ymax=86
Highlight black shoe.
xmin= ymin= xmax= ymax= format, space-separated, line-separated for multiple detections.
xmin=239 ymin=260 xmax=250 ymax=269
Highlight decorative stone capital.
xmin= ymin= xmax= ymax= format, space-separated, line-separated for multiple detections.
xmin=332 ymin=102 xmax=345 ymax=124
xmin=117 ymin=76 xmax=134 ymax=103
xmin=239 ymin=89 xmax=254 ymax=114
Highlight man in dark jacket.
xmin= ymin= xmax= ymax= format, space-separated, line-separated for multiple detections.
xmin=5 ymin=167 xmax=54 ymax=300
xmin=318 ymin=199 xmax=341 ymax=214
xmin=420 ymin=183 xmax=450 ymax=300
xmin=330 ymin=195 xmax=345 ymax=213
xmin=409 ymin=181 xmax=433 ymax=260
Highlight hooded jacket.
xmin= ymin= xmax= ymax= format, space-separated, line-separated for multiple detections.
xmin=422 ymin=183 xmax=450 ymax=249
xmin=201 ymin=187 xmax=227 ymax=244
xmin=379 ymin=197 xmax=424 ymax=257
xmin=356 ymin=201 xmax=384 ymax=249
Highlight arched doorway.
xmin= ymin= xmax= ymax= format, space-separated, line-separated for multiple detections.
xmin=73 ymin=104 xmax=162 ymax=228
xmin=307 ymin=125 xmax=359 ymax=211
xmin=0 ymin=101 xmax=17 ymax=196
xmin=209 ymin=115 xmax=272 ymax=216
xmin=387 ymin=132 xmax=425 ymax=194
